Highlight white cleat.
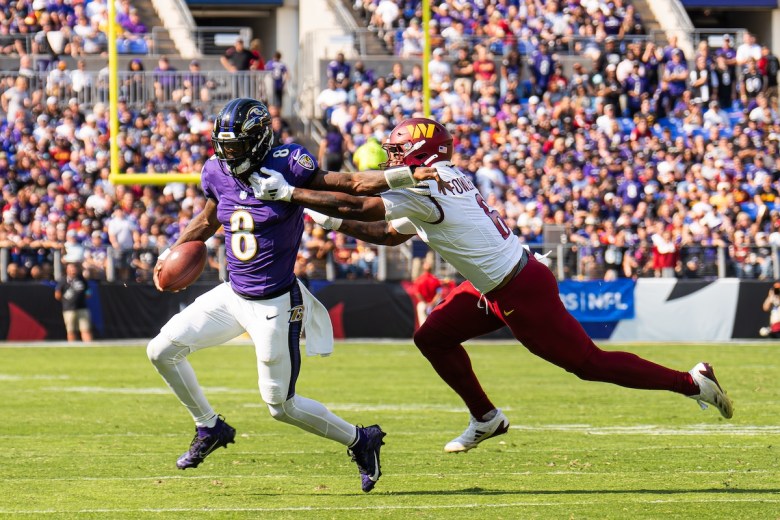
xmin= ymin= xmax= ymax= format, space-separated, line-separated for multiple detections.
xmin=688 ymin=362 xmax=733 ymax=419
xmin=444 ymin=409 xmax=510 ymax=453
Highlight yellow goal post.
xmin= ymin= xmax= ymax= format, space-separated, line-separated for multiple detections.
xmin=107 ymin=0 xmax=201 ymax=186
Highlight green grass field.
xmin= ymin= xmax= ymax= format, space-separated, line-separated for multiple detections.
xmin=1 ymin=341 xmax=779 ymax=519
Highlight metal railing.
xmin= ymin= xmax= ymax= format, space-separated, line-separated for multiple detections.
xmin=3 ymin=243 xmax=779 ymax=284
xmin=0 ymin=69 xmax=271 ymax=111
xmin=691 ymin=28 xmax=749 ymax=50
xmin=152 ymin=26 xmax=253 ymax=56
xmin=0 ymin=33 xmax=34 ymax=56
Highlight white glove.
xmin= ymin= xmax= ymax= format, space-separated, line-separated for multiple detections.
xmin=304 ymin=208 xmax=342 ymax=231
xmin=248 ymin=167 xmax=295 ymax=201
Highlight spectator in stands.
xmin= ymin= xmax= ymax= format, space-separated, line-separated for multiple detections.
xmin=117 ymin=8 xmax=149 ymax=55
xmin=302 ymin=226 xmax=333 ymax=279
xmin=712 ymin=54 xmax=735 ymax=109
xmin=401 ymin=18 xmax=423 ymax=57
xmin=2 ymin=76 xmax=30 ymax=123
xmin=221 ymin=38 xmax=253 ymax=73
xmin=265 ymin=51 xmax=288 ymax=110
xmin=760 ymin=282 xmax=780 ymax=337
xmin=83 ymin=229 xmax=108 ymax=279
xmin=107 ymin=206 xmax=137 ymax=282
xmin=55 ymin=262 xmax=93 ymax=342
xmin=703 ymin=100 xmax=729 ymax=130
xmin=70 ymin=59 xmax=93 ymax=104
xmin=759 ymin=45 xmax=779 ymax=103
xmin=742 ymin=58 xmax=764 ymax=107
xmin=689 ymin=55 xmax=710 ymax=105
xmin=413 ymin=257 xmax=441 ymax=326
xmin=319 ymin=123 xmax=346 ymax=172
xmin=46 ymin=58 xmax=71 ymax=99
xmin=153 ymin=55 xmax=178 ymax=102
xmin=181 ymin=59 xmax=209 ymax=103
xmin=428 ymin=47 xmax=451 ymax=91
xmin=249 ymin=38 xmax=265 ymax=70
xmin=316 ymin=78 xmax=347 ymax=124
xmin=71 ymin=16 xmax=107 ymax=55
xmin=737 ymin=32 xmax=761 ymax=70
xmin=123 ymin=58 xmax=145 ymax=103
xmin=352 ymin=136 xmax=387 ymax=171
xmin=373 ymin=0 xmax=399 ymax=46
xmin=33 ymin=18 xmax=66 ymax=65
xmin=327 ymin=52 xmax=351 ymax=85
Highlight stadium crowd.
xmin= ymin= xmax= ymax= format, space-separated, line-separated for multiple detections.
xmin=311 ymin=1 xmax=780 ymax=281
xmin=0 ymin=0 xmax=151 ymax=59
xmin=2 ymin=0 xmax=780 ymax=284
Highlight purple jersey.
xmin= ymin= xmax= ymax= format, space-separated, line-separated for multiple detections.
xmin=201 ymin=143 xmax=318 ymax=298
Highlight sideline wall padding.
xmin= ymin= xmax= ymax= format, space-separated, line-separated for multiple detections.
xmin=0 ymin=279 xmax=775 ymax=341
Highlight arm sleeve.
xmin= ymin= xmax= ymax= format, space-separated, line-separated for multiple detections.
xmin=381 ymin=189 xmax=442 ymax=223
xmin=389 ymin=216 xmax=417 ymax=235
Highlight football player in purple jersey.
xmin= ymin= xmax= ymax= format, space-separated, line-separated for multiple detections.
xmin=145 ymin=98 xmax=428 ymax=492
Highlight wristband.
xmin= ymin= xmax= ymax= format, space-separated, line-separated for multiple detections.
xmin=329 ymin=216 xmax=343 ymax=231
xmin=281 ymin=185 xmax=295 ymax=202
xmin=384 ymin=165 xmax=416 ymax=189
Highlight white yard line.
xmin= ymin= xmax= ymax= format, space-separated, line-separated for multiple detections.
xmin=1 ymin=498 xmax=779 ymax=515
xmin=0 ymin=469 xmax=773 ymax=483
xmin=510 ymin=424 xmax=780 ymax=435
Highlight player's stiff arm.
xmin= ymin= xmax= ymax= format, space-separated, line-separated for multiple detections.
xmin=144 ymin=97 xmax=430 ymax=492
xmin=251 ymin=116 xmax=733 ymax=454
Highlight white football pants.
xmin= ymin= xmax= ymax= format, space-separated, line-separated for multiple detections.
xmin=147 ymin=282 xmax=356 ymax=446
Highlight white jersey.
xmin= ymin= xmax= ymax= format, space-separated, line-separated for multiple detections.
xmin=381 ymin=162 xmax=525 ymax=293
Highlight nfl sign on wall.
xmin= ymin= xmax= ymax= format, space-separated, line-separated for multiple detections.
xmin=558 ymin=279 xmax=636 ymax=322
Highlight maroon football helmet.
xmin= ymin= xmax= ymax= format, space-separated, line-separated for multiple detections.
xmin=381 ymin=117 xmax=453 ymax=168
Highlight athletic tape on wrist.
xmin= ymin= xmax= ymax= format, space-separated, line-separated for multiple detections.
xmin=384 ymin=166 xmax=416 ymax=189
xmin=329 ymin=216 xmax=343 ymax=231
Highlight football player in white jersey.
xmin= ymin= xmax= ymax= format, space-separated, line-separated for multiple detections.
xmin=250 ymin=117 xmax=733 ymax=453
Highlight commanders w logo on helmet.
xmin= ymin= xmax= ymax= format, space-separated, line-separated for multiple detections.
xmin=405 ymin=123 xmax=436 ymax=139
xmin=212 ymin=98 xmax=274 ymax=179
xmin=381 ymin=118 xmax=453 ymax=168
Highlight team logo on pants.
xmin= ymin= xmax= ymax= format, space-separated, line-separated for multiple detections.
xmin=288 ymin=305 xmax=304 ymax=323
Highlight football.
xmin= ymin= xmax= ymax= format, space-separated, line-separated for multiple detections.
xmin=157 ymin=241 xmax=207 ymax=292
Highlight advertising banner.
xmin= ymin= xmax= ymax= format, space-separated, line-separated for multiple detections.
xmin=558 ymin=279 xmax=635 ymax=323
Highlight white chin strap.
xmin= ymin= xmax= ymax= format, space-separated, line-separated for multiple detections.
xmin=403 ymin=139 xmax=427 ymax=159
xmin=423 ymin=154 xmax=439 ymax=166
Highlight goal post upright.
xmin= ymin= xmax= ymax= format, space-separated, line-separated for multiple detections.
xmin=106 ymin=2 xmax=202 ymax=186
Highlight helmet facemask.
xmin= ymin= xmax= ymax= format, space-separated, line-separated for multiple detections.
xmin=212 ymin=99 xmax=273 ymax=180
xmin=214 ymin=125 xmax=272 ymax=178
xmin=379 ymin=142 xmax=407 ymax=169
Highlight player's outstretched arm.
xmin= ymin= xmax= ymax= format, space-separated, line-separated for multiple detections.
xmin=251 ymin=168 xmax=388 ymax=221
xmin=310 ymin=167 xmax=439 ymax=195
xmin=305 ymin=209 xmax=413 ymax=246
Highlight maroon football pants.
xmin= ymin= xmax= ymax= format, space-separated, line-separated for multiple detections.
xmin=414 ymin=256 xmax=697 ymax=419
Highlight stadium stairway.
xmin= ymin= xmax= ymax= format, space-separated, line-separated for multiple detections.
xmin=132 ymin=0 xmax=178 ymax=57
xmin=335 ymin=0 xmax=393 ymax=56
xmin=631 ymin=0 xmax=670 ymax=46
